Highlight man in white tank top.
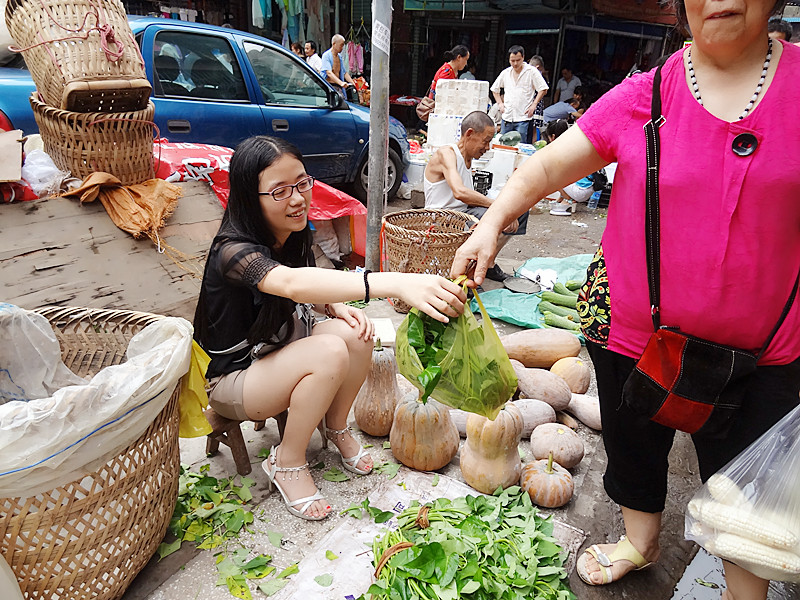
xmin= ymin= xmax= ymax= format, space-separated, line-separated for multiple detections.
xmin=424 ymin=111 xmax=528 ymax=281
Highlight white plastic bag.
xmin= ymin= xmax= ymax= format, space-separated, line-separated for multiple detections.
xmin=0 ymin=306 xmax=192 ymax=498
xmin=20 ymin=149 xmax=70 ymax=198
xmin=685 ymin=403 xmax=800 ymax=582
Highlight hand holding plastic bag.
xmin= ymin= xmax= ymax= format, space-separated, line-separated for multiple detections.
xmin=395 ymin=285 xmax=517 ymax=420
xmin=685 ymin=403 xmax=800 ymax=582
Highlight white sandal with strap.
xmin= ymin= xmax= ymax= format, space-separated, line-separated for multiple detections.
xmin=325 ymin=425 xmax=373 ymax=475
xmin=262 ymin=446 xmax=329 ymax=521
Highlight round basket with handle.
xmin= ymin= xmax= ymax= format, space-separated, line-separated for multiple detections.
xmin=382 ymin=209 xmax=478 ymax=313
xmin=0 ymin=306 xmax=182 ymax=600
xmin=4 ymin=0 xmax=151 ymax=112
xmin=30 ymin=94 xmax=155 ymax=185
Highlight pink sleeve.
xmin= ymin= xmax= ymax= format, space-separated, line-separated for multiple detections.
xmin=576 ymin=72 xmax=653 ymax=164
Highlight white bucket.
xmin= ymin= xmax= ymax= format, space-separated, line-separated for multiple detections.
xmin=405 ymin=159 xmax=427 ymax=192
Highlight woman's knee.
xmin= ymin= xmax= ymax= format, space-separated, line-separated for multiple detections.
xmin=309 ymin=333 xmax=351 ymax=373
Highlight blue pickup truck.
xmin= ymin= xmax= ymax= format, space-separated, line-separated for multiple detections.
xmin=0 ymin=17 xmax=408 ymax=201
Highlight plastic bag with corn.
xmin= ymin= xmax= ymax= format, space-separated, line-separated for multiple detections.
xmin=685 ymin=402 xmax=800 ymax=582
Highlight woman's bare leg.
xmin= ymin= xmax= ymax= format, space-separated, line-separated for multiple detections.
xmin=241 ymin=333 xmax=350 ymax=518
xmin=313 ymin=318 xmax=374 ymax=472
xmin=581 ymin=507 xmax=661 ymax=584
xmin=721 ymin=561 xmax=769 ymax=600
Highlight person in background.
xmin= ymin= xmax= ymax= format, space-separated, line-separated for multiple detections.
xmin=459 ymin=60 xmax=477 ymax=80
xmin=539 ymin=119 xmax=594 ymax=216
xmin=768 ymin=17 xmax=793 ymax=41
xmin=195 ymin=135 xmax=466 ymax=522
xmin=452 ymin=0 xmax=800 ymax=597
xmin=542 ymin=95 xmax=583 ymax=123
xmin=553 ymin=65 xmax=582 ymax=103
xmin=490 ymin=45 xmax=549 ymax=147
xmin=304 ymin=40 xmax=323 ymax=73
xmin=428 ymin=45 xmax=470 ymax=99
xmin=424 ymin=111 xmax=528 ymax=282
xmin=290 ymin=42 xmax=304 ymax=58
xmin=321 ymin=34 xmax=355 ymax=97
xmin=527 ymin=54 xmax=549 ymax=142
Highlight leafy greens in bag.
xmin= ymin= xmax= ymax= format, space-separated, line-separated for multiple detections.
xmin=396 ymin=286 xmax=517 ymax=420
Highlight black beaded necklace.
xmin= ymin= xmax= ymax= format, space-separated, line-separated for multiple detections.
xmin=687 ymin=38 xmax=773 ymax=120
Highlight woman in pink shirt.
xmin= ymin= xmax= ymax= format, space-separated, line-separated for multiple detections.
xmin=452 ymin=1 xmax=800 ymax=598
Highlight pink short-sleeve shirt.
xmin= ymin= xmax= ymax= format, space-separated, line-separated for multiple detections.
xmin=577 ymin=42 xmax=800 ymax=365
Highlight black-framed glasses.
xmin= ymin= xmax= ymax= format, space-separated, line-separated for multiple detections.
xmin=258 ymin=176 xmax=315 ymax=201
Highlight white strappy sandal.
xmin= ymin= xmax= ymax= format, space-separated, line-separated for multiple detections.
xmin=262 ymin=446 xmax=329 ymax=521
xmin=324 ymin=425 xmax=373 ymax=475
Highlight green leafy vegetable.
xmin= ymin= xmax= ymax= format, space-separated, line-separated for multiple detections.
xmin=325 ymin=550 xmax=339 ymax=560
xmin=323 ymin=467 xmax=350 ymax=482
xmin=314 ymin=574 xmax=334 ymax=586
xmin=355 ymin=487 xmax=576 ymax=600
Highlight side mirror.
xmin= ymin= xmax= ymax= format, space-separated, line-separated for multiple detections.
xmin=328 ymin=89 xmax=342 ymax=108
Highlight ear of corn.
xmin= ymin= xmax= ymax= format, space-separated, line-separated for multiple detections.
xmin=706 ymin=474 xmax=750 ymax=507
xmin=688 ymin=499 xmax=799 ymax=550
xmin=705 ymin=532 xmax=800 ymax=576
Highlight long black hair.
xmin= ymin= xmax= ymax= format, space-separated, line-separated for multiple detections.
xmin=194 ymin=135 xmax=314 ymax=347
xmin=443 ymin=44 xmax=469 ymax=62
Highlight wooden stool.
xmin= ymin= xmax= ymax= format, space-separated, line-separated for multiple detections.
xmin=204 ymin=409 xmax=288 ymax=476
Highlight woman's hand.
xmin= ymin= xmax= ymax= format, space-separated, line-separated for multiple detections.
xmin=328 ymin=302 xmax=374 ymax=340
xmin=398 ymin=274 xmax=467 ymax=323
xmin=451 ymin=225 xmax=500 ymax=287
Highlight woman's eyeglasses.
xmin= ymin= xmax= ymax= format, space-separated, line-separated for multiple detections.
xmin=259 ymin=176 xmax=315 ymax=201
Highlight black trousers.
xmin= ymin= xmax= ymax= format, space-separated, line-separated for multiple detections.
xmin=587 ymin=341 xmax=800 ymax=513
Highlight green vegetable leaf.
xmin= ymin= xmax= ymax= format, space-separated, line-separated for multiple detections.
xmin=382 ymin=441 xmax=391 ymax=449
xmin=257 ymin=447 xmax=271 ymax=459
xmin=325 ymin=550 xmax=339 ymax=560
xmin=276 ymin=563 xmax=299 ymax=579
xmin=432 ymin=474 xmax=439 ymax=487
xmin=267 ymin=530 xmax=283 ymax=548
xmin=156 ymin=539 xmax=181 ymax=560
xmin=257 ymin=579 xmax=288 ymax=596
xmin=323 ymin=467 xmax=350 ymax=482
xmin=314 ymin=574 xmax=333 ymax=587
xmin=225 ymin=574 xmax=251 ymax=600
xmin=373 ymin=461 xmax=401 ymax=479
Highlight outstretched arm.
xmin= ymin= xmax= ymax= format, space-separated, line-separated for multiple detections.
xmin=451 ymin=125 xmax=608 ymax=285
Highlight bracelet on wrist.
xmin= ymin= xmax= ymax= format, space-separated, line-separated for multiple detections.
xmin=363 ymin=269 xmax=372 ymax=303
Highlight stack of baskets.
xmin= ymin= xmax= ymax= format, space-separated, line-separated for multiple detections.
xmin=0 ymin=307 xmax=181 ymax=600
xmin=5 ymin=0 xmax=155 ymax=185
xmin=382 ymin=209 xmax=477 ymax=313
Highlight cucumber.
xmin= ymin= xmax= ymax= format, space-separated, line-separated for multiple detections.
xmin=541 ymin=290 xmax=578 ymax=309
xmin=538 ymin=301 xmax=579 ymax=320
xmin=553 ymin=282 xmax=578 ymax=297
xmin=565 ymin=279 xmax=585 ymax=291
xmin=543 ymin=312 xmax=581 ymax=331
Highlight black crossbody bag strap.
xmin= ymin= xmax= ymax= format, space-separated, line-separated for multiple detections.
xmin=644 ymin=65 xmax=799 ymax=354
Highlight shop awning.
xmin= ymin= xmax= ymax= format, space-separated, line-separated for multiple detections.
xmin=591 ymin=0 xmax=676 ymax=25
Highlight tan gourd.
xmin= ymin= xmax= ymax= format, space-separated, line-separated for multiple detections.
xmin=390 ymin=392 xmax=459 ymax=471
xmin=566 ymin=393 xmax=602 ymax=431
xmin=353 ymin=339 xmax=400 ymax=437
xmin=529 ymin=422 xmax=584 ymax=469
xmin=459 ymin=402 xmax=524 ymax=494
xmin=500 ymin=329 xmax=581 ymax=369
xmin=511 ymin=364 xmax=572 ymax=412
xmin=550 ymin=357 xmax=591 ymax=394
xmin=512 ymin=399 xmax=556 ymax=438
xmin=520 ymin=452 xmax=574 ymax=508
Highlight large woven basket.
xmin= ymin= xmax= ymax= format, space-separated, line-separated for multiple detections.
xmin=30 ymin=94 xmax=155 ymax=185
xmin=5 ymin=0 xmax=150 ymax=112
xmin=0 ymin=306 xmax=181 ymax=600
xmin=382 ymin=208 xmax=477 ymax=313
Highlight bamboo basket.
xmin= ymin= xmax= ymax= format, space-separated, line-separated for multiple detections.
xmin=4 ymin=0 xmax=150 ymax=111
xmin=382 ymin=209 xmax=477 ymax=313
xmin=30 ymin=95 xmax=155 ymax=185
xmin=0 ymin=307 xmax=182 ymax=600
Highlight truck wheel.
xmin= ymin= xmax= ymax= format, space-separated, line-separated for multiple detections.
xmin=354 ymin=147 xmax=402 ymax=203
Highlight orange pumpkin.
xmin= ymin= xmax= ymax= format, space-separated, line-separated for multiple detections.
xmin=389 ymin=392 xmax=459 ymax=471
xmin=460 ymin=402 xmax=523 ymax=494
xmin=354 ymin=339 xmax=399 ymax=437
xmin=529 ymin=422 xmax=584 ymax=469
xmin=520 ymin=452 xmax=573 ymax=508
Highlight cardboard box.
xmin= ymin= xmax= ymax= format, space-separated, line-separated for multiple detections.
xmin=0 ymin=129 xmax=23 ymax=182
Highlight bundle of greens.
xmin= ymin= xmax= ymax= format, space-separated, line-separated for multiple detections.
xmin=395 ymin=290 xmax=517 ymax=420
xmin=357 ymin=487 xmax=576 ymax=600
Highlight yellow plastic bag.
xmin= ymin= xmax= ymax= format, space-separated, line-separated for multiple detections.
xmin=396 ymin=288 xmax=517 ymax=420
xmin=178 ymin=340 xmax=212 ymax=438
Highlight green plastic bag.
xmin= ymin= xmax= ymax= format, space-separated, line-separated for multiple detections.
xmin=395 ymin=288 xmax=517 ymax=420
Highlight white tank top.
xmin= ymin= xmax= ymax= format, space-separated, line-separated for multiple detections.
xmin=423 ymin=144 xmax=472 ymax=211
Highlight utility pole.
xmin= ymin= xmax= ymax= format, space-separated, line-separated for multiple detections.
xmin=364 ymin=0 xmax=392 ymax=272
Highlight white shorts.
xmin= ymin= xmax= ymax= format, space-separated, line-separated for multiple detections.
xmin=562 ymin=183 xmax=594 ymax=203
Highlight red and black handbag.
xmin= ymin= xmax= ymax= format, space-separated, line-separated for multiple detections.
xmin=621 ymin=65 xmax=800 ymax=439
